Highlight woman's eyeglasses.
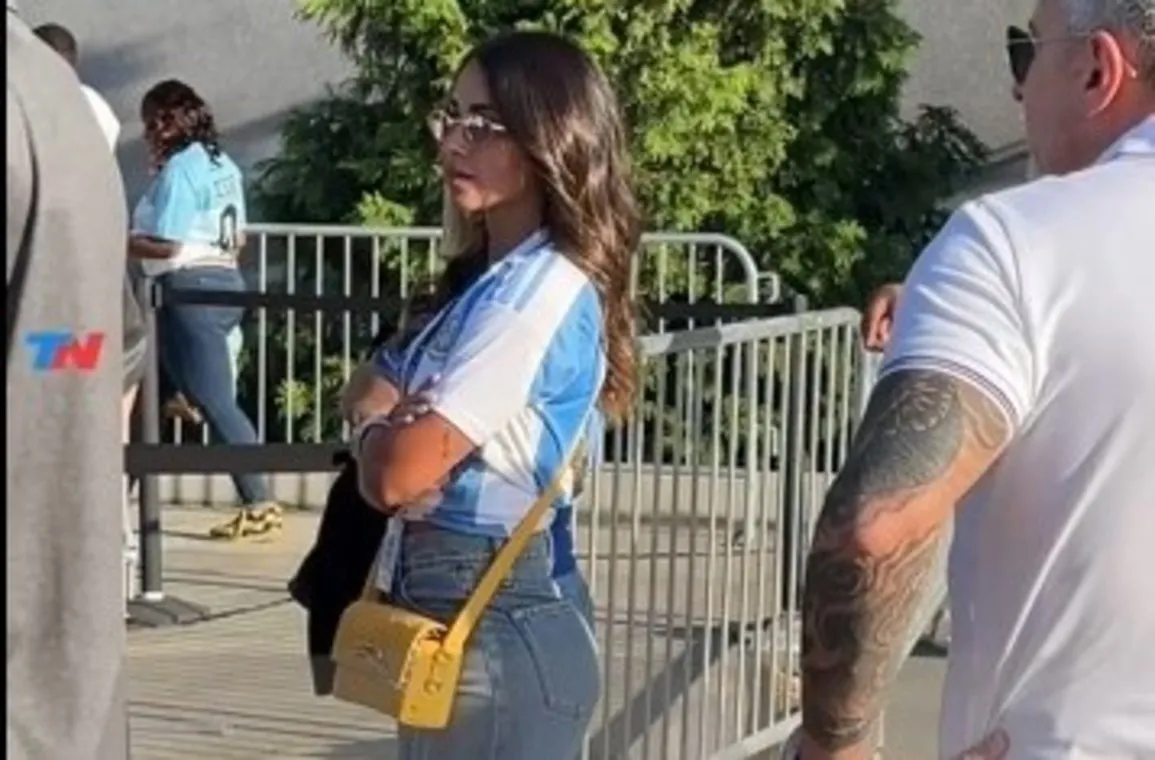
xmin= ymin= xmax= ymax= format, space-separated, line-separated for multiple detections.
xmin=427 ymin=109 xmax=509 ymax=145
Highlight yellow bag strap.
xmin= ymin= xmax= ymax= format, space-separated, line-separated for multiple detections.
xmin=441 ymin=446 xmax=580 ymax=655
xmin=354 ymin=460 xmax=570 ymax=607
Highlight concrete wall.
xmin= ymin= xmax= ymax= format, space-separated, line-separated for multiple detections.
xmin=898 ymin=0 xmax=1035 ymax=155
xmin=20 ymin=0 xmax=351 ymax=201
xmin=24 ymin=0 xmax=1034 ymax=207
xmin=898 ymin=0 xmax=1037 ymax=197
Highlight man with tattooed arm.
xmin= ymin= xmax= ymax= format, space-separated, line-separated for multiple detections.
xmin=789 ymin=1 xmax=1155 ymax=758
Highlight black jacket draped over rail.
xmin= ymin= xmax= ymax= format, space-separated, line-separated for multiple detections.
xmin=288 ymin=269 xmax=484 ymax=693
xmin=287 ymin=319 xmax=401 ymax=694
xmin=288 ymin=452 xmax=386 ymax=695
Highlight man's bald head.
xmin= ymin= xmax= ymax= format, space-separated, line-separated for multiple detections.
xmin=33 ymin=23 xmax=78 ymax=70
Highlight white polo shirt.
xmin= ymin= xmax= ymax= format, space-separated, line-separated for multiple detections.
xmin=882 ymin=116 xmax=1155 ymax=758
xmin=80 ymin=84 xmax=119 ymax=150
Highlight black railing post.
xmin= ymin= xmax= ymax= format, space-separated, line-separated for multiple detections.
xmin=126 ymin=276 xmax=209 ymax=627
xmin=137 ymin=275 xmax=163 ymax=599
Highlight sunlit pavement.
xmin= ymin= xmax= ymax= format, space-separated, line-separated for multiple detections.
xmin=127 ymin=506 xmax=944 ymax=759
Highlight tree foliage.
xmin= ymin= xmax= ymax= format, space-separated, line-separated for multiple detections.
xmin=247 ymin=0 xmax=987 ymax=444
xmin=256 ymin=0 xmax=986 ymax=305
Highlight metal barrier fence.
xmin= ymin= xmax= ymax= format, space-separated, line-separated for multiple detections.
xmin=126 ymin=289 xmax=870 ymax=758
xmin=124 ymin=239 xmax=877 ymax=752
xmin=159 ymin=225 xmax=781 ymax=505
xmin=118 ymin=210 xmax=965 ymax=756
xmin=575 ymin=309 xmax=869 ymax=759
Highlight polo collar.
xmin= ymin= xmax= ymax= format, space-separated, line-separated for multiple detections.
xmin=1098 ymin=115 xmax=1155 ymax=163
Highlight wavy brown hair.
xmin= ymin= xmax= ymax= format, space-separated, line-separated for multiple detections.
xmin=438 ymin=31 xmax=642 ymax=423
xmin=140 ymin=79 xmax=223 ymax=164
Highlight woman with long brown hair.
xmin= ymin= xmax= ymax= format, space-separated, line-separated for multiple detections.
xmin=351 ymin=30 xmax=639 ymax=759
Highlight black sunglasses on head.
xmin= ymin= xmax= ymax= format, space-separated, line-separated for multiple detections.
xmin=1006 ymin=25 xmax=1036 ymax=86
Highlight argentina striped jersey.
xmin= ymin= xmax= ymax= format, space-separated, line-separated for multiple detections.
xmin=374 ymin=230 xmax=605 ymax=543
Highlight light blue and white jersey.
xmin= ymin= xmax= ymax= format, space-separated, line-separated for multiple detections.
xmin=375 ymin=230 xmax=605 ymax=538
xmin=131 ymin=142 xmax=247 ymax=277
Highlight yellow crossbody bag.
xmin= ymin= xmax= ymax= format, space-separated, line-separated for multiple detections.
xmin=330 ymin=456 xmax=574 ymax=729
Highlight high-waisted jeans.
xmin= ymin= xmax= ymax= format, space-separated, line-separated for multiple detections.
xmin=156 ymin=266 xmax=268 ymax=504
xmin=391 ymin=525 xmax=600 ymax=760
xmin=555 ymin=567 xmax=594 ymax=631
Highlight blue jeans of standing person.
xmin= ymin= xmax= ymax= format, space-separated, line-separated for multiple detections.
xmin=392 ymin=525 xmax=600 ymax=760
xmin=555 ymin=568 xmax=594 ymax=631
xmin=157 ymin=265 xmax=269 ymax=504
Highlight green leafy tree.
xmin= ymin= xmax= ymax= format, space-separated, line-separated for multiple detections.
xmin=247 ymin=0 xmax=987 ymax=445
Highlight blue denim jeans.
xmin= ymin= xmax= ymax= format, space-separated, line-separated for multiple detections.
xmin=226 ymin=325 xmax=243 ymax=398
xmin=555 ymin=568 xmax=594 ymax=632
xmin=157 ymin=266 xmax=268 ymax=504
xmin=393 ymin=526 xmax=600 ymax=760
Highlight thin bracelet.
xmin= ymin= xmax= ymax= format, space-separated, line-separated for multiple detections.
xmin=351 ymin=412 xmax=392 ymax=460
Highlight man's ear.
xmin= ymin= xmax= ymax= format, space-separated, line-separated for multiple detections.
xmin=1085 ymin=30 xmax=1131 ymax=116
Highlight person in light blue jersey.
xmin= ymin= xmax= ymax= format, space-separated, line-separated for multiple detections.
xmin=128 ymin=79 xmax=280 ymax=540
xmin=340 ymin=258 xmax=600 ymax=630
xmin=350 ymin=31 xmax=640 ymax=760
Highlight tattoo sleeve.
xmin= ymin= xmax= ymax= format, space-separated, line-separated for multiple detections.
xmin=801 ymin=368 xmax=1009 ymax=753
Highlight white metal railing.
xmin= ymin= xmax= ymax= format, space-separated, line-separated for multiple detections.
xmin=134 ymin=252 xmax=946 ymax=755
xmin=142 ymin=224 xmax=928 ymax=756
xmin=574 ymin=308 xmax=869 ymax=759
xmin=131 ymin=219 xmax=955 ymax=754
xmin=160 ymin=225 xmax=777 ymax=503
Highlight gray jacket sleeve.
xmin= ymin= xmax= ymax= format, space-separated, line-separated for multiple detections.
xmin=6 ymin=84 xmax=34 ymax=357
